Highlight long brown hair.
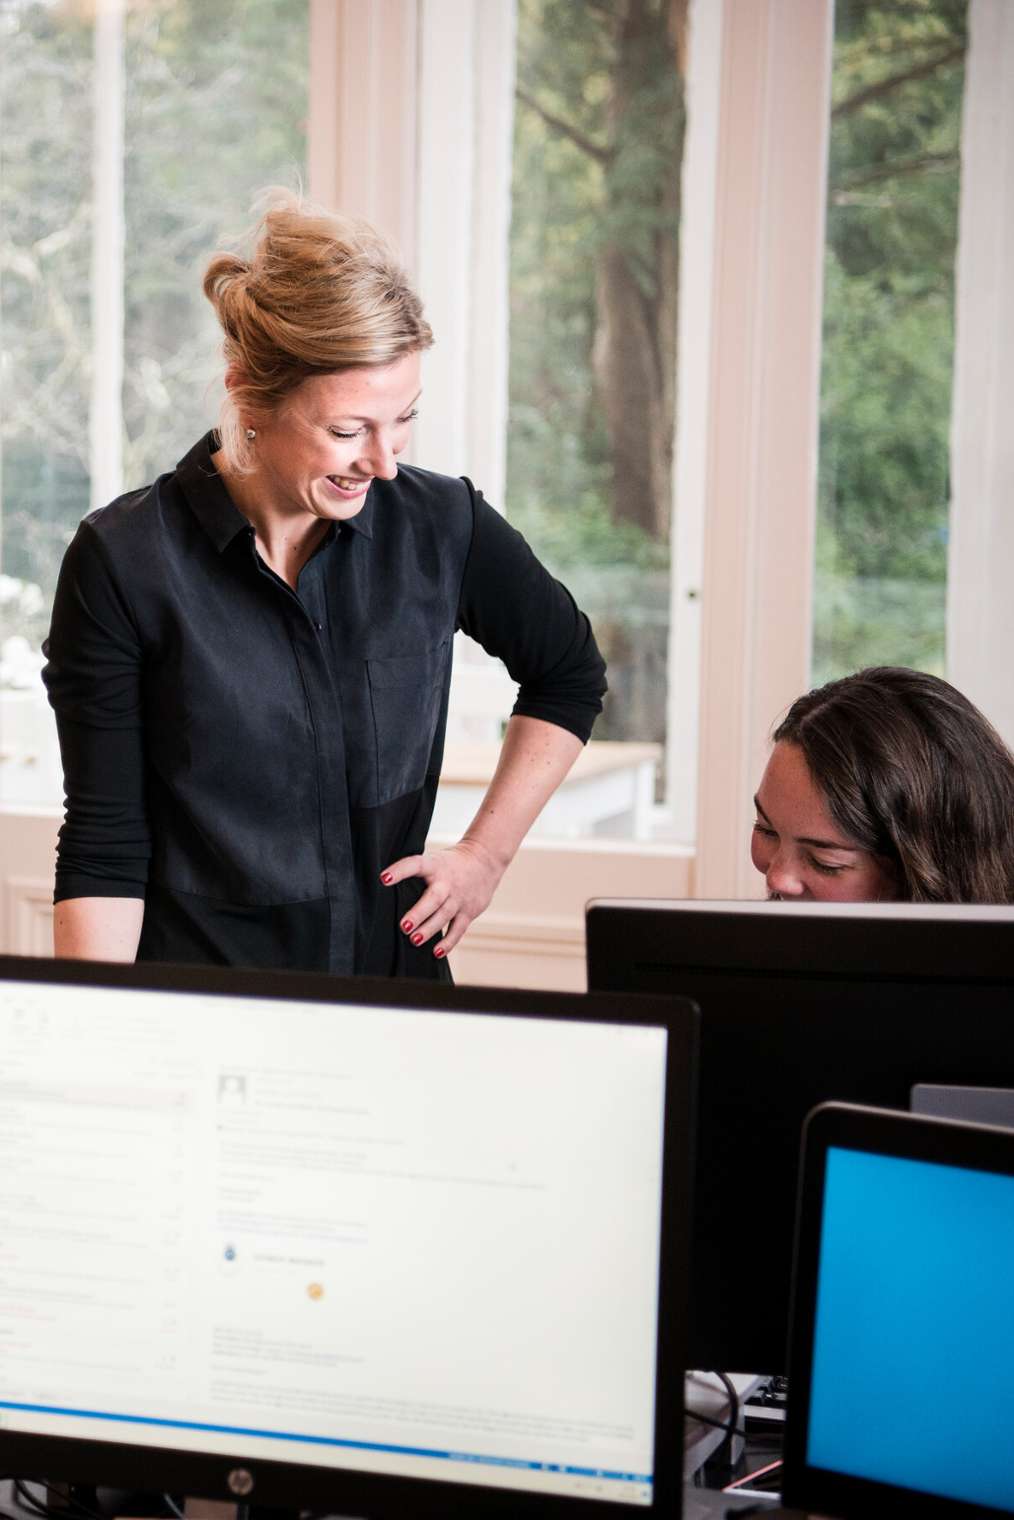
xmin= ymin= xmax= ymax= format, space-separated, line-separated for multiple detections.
xmin=774 ymin=667 xmax=1014 ymax=903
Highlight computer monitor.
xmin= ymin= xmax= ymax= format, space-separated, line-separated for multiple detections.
xmin=585 ymin=899 xmax=1014 ymax=1376
xmin=0 ymin=955 xmax=699 ymax=1519
xmin=783 ymin=1101 xmax=1014 ymax=1517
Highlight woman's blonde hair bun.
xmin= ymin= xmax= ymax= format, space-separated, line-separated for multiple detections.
xmin=203 ymin=187 xmax=433 ymax=473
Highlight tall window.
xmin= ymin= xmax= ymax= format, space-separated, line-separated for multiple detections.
xmin=0 ymin=0 xmax=308 ymax=714
xmin=506 ymin=0 xmax=686 ymax=753
xmin=815 ymin=0 xmax=967 ymax=683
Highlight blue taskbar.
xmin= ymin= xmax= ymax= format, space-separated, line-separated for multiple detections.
xmin=0 ymin=1400 xmax=653 ymax=1503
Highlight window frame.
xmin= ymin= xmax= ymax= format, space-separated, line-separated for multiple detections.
xmin=17 ymin=0 xmax=1008 ymax=970
xmin=308 ymin=0 xmax=834 ymax=895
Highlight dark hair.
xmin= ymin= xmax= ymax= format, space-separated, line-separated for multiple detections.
xmin=773 ymin=667 xmax=1014 ymax=903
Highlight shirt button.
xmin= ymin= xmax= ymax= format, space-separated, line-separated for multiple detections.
xmin=314 ymin=620 xmax=323 ymax=632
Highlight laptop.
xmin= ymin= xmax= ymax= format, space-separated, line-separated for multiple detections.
xmin=0 ymin=955 xmax=698 ymax=1519
xmin=776 ymin=1101 xmax=1014 ymax=1518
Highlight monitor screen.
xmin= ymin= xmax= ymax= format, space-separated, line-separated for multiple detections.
xmin=784 ymin=1103 xmax=1014 ymax=1518
xmin=0 ymin=959 xmax=698 ymax=1519
xmin=585 ymin=899 xmax=1014 ymax=1375
xmin=808 ymin=1145 xmax=1014 ymax=1508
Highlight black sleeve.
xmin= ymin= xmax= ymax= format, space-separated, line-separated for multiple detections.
xmin=42 ymin=520 xmax=150 ymax=902
xmin=455 ymin=481 xmax=608 ymax=744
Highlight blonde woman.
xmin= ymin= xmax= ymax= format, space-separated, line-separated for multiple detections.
xmin=43 ymin=195 xmax=606 ymax=975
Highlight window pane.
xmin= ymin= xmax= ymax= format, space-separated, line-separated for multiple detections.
xmin=0 ymin=0 xmax=307 ymax=680
xmin=506 ymin=0 xmax=684 ymax=755
xmin=1 ymin=0 xmax=93 ymax=674
xmin=814 ymin=0 xmax=967 ymax=684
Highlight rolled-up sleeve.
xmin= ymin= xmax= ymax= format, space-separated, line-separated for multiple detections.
xmin=456 ymin=483 xmax=607 ymax=743
xmin=42 ymin=520 xmax=150 ymax=902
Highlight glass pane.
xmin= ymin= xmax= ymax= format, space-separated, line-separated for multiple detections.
xmin=506 ymin=0 xmax=684 ymax=756
xmin=814 ymin=0 xmax=967 ymax=684
xmin=121 ymin=0 xmax=309 ymax=490
xmin=1 ymin=0 xmax=94 ymax=678
xmin=1 ymin=0 xmax=308 ymax=801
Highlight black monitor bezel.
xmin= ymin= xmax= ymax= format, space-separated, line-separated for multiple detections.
xmin=0 ymin=955 xmax=698 ymax=1520
xmin=783 ymin=1101 xmax=1014 ymax=1520
xmin=584 ymin=898 xmax=1014 ymax=1374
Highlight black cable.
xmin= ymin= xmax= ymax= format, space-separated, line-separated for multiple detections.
xmin=714 ymin=1370 xmax=740 ymax=1439
xmin=12 ymin=1483 xmax=62 ymax=1520
xmin=685 ymin=1409 xmax=740 ymax=1437
xmin=13 ymin=1482 xmax=105 ymax=1520
xmin=689 ymin=1369 xmax=740 ymax=1464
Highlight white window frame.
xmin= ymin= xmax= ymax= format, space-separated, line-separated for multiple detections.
xmin=947 ymin=0 xmax=1014 ymax=751
xmin=15 ymin=0 xmax=1006 ymax=980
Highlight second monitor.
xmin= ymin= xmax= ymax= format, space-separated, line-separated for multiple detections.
xmin=586 ymin=898 xmax=1014 ymax=1376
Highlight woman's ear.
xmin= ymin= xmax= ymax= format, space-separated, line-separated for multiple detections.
xmin=225 ymin=367 xmax=261 ymax=435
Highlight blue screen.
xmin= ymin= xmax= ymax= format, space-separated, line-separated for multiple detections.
xmin=807 ymin=1146 xmax=1014 ymax=1512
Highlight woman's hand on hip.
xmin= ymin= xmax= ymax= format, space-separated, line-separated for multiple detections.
xmin=379 ymin=838 xmax=507 ymax=958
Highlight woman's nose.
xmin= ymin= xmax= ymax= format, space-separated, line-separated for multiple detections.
xmin=766 ymin=850 xmax=805 ymax=899
xmin=361 ymin=431 xmax=398 ymax=480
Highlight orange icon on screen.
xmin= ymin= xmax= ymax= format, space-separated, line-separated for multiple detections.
xmin=307 ymin=1282 xmax=324 ymax=1300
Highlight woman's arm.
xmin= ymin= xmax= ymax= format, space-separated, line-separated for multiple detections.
xmin=382 ymin=483 xmax=607 ymax=958
xmin=54 ymin=897 xmax=145 ymax=961
xmin=380 ymin=714 xmax=583 ymax=956
xmin=43 ymin=521 xmax=151 ymax=959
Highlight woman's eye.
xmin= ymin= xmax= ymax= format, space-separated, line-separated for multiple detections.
xmin=810 ymin=858 xmax=847 ymax=876
xmin=752 ymin=822 xmax=775 ymax=838
xmin=329 ymin=427 xmax=361 ymax=440
xmin=397 ymin=409 xmax=419 ymax=424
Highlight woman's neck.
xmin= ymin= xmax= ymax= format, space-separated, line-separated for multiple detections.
xmin=217 ymin=459 xmax=328 ymax=590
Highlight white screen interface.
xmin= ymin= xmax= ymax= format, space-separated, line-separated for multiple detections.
xmin=0 ymin=982 xmax=668 ymax=1506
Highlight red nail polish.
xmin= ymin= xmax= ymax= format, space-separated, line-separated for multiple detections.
xmin=402 ymin=919 xmax=413 ymax=933
xmin=380 ymin=871 xmax=393 ymax=885
xmin=411 ymin=932 xmax=423 ymax=946
xmin=434 ymin=945 xmax=445 ymax=959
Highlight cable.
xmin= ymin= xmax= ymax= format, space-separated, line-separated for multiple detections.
xmin=13 ymin=1484 xmax=107 ymax=1520
xmin=723 ymin=1457 xmax=783 ymax=1493
xmin=161 ymin=1498 xmax=185 ymax=1520
xmin=685 ymin=1409 xmax=739 ymax=1437
xmin=714 ymin=1370 xmax=740 ymax=1438
xmin=13 ymin=1483 xmax=72 ymax=1520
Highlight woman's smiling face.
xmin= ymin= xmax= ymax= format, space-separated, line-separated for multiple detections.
xmin=240 ymin=352 xmax=422 ymax=523
xmin=751 ymin=740 xmax=898 ymax=901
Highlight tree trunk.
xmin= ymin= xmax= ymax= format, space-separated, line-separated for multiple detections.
xmin=591 ymin=0 xmax=686 ymax=543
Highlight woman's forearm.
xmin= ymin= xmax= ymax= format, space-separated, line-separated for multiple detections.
xmin=53 ymin=897 xmax=144 ymax=961
xmin=462 ymin=713 xmax=584 ymax=869
xmin=379 ymin=714 xmax=585 ymax=955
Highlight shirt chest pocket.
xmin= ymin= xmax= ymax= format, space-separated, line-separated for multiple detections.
xmin=366 ymin=640 xmax=451 ymax=807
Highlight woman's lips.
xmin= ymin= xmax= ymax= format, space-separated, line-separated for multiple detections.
xmin=325 ymin=475 xmax=371 ymax=499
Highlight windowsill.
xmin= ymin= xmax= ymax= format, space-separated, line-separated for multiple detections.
xmin=434 ymin=738 xmax=664 ymax=842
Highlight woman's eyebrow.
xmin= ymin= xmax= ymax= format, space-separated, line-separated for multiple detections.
xmin=753 ymin=794 xmax=857 ymax=852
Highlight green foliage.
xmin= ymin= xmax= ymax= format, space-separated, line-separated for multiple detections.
xmin=815 ymin=0 xmax=966 ymax=683
xmin=0 ymin=0 xmax=308 ymax=613
xmin=508 ymin=0 xmax=680 ymax=742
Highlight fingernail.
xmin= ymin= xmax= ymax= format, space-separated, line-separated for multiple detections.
xmin=380 ymin=871 xmax=393 ymax=885
xmin=433 ymin=946 xmax=445 ymax=959
xmin=401 ymin=919 xmax=413 ymax=933
xmin=411 ymin=932 xmax=423 ymax=947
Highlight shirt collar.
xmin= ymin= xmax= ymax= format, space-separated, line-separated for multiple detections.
xmin=176 ymin=432 xmax=375 ymax=551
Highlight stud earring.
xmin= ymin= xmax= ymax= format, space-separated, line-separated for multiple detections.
xmin=245 ymin=428 xmax=257 ymax=440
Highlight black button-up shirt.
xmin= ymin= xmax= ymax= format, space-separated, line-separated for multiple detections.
xmin=43 ymin=434 xmax=607 ymax=975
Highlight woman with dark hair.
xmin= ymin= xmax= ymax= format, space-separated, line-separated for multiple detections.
xmin=751 ymin=666 xmax=1014 ymax=903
